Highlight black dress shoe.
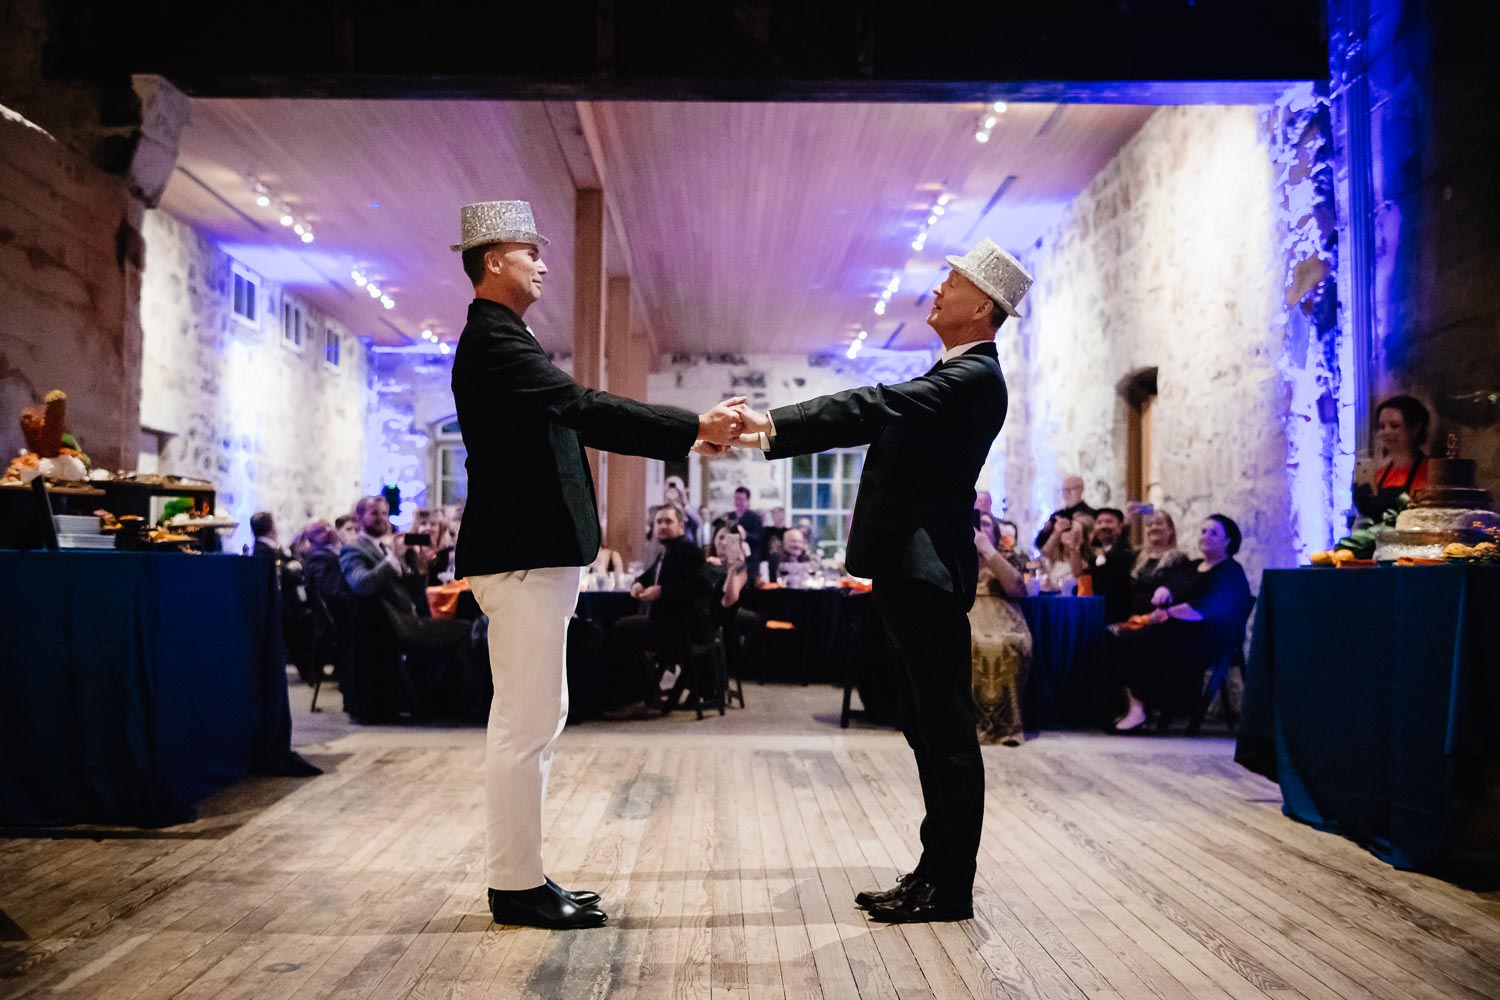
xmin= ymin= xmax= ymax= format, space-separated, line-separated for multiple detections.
xmin=854 ymin=872 xmax=916 ymax=910
xmin=865 ymin=877 xmax=972 ymax=923
xmin=546 ymin=876 xmax=601 ymax=908
xmin=488 ymin=883 xmax=607 ymax=929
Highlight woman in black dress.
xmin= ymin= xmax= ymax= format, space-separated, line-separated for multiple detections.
xmin=1112 ymin=514 xmax=1254 ymax=732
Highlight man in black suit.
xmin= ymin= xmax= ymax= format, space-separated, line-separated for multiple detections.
xmin=602 ymin=504 xmax=710 ymax=718
xmin=447 ymin=200 xmax=743 ymax=931
xmin=731 ymin=238 xmax=1033 ymax=923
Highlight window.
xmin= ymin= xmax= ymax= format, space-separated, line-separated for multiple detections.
xmin=280 ymin=297 xmax=304 ymax=351
xmin=324 ymin=325 xmax=342 ymax=368
xmin=433 ymin=417 xmax=467 ymax=506
xmin=231 ymin=265 xmax=258 ymax=327
xmin=787 ymin=447 xmax=864 ymax=553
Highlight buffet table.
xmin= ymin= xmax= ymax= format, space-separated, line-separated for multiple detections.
xmin=1236 ymin=565 xmax=1500 ymax=868
xmin=0 ymin=550 xmax=316 ymax=828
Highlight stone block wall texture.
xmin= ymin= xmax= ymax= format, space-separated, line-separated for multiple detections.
xmin=1361 ymin=0 xmax=1500 ymax=494
xmin=0 ymin=109 xmax=144 ymax=472
xmin=365 ymin=349 xmax=572 ymax=529
xmin=1000 ymin=105 xmax=1336 ymax=589
xmin=139 ymin=209 xmax=369 ymax=552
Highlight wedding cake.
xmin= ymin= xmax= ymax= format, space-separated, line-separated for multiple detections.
xmin=1373 ymin=451 xmax=1499 ymax=561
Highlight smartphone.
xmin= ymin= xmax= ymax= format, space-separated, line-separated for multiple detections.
xmin=404 ymin=532 xmax=432 ymax=546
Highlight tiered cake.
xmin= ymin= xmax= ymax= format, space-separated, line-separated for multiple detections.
xmin=1374 ymin=456 xmax=1500 ymax=561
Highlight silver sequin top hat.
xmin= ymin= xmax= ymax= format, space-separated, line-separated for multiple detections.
xmin=945 ymin=238 xmax=1033 ymax=317
xmin=449 ymin=200 xmax=550 ymax=252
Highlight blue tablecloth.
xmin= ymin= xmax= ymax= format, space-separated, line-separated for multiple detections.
xmin=0 ymin=551 xmax=315 ymax=828
xmin=1017 ymin=595 xmax=1111 ymax=729
xmin=1236 ymin=565 xmax=1500 ymax=869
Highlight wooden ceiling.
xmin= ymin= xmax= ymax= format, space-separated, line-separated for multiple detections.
xmin=161 ymin=100 xmax=1153 ymax=355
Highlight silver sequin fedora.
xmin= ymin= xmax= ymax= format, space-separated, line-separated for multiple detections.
xmin=449 ymin=200 xmax=549 ymax=252
xmin=945 ymin=238 xmax=1033 ymax=317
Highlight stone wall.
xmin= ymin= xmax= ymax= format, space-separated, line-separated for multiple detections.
xmin=1001 ymin=105 xmax=1340 ymax=588
xmin=139 ymin=209 xmax=369 ymax=551
xmin=1358 ymin=0 xmax=1500 ymax=492
xmin=365 ymin=349 xmax=571 ymax=529
xmin=0 ymin=107 xmax=143 ymax=472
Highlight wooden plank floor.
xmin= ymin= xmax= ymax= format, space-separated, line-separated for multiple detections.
xmin=3 ymin=683 xmax=1499 ymax=999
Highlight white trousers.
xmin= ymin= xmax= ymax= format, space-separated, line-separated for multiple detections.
xmin=468 ymin=566 xmax=582 ymax=890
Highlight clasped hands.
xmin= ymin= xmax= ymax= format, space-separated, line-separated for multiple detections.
xmin=691 ymin=399 xmax=773 ymax=457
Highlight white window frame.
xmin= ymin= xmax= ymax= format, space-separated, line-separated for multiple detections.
xmin=323 ymin=323 xmax=342 ymax=370
xmin=431 ymin=415 xmax=467 ymax=508
xmin=280 ymin=296 xmax=305 ymax=353
xmin=785 ymin=446 xmax=866 ymax=556
xmin=230 ymin=264 xmax=259 ymax=329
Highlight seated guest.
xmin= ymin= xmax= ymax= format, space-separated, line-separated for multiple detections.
xmin=970 ymin=512 xmax=1033 ymax=745
xmin=251 ymin=510 xmax=314 ymax=678
xmin=997 ymin=518 xmax=1022 ymax=560
xmin=1124 ymin=509 xmax=1193 ymax=617
xmin=762 ymin=505 xmax=788 ymax=555
xmin=706 ymin=519 xmax=764 ymax=684
xmin=603 ymin=504 xmax=710 ymax=719
xmin=250 ymin=511 xmax=283 ymax=559
xmin=340 ymin=495 xmax=482 ymax=721
xmin=423 ymin=513 xmax=459 ymax=586
xmin=1111 ymin=514 xmax=1255 ymax=732
xmin=298 ymin=519 xmax=350 ymax=676
xmin=647 ymin=476 xmax=701 ymax=546
xmin=334 ymin=513 xmax=360 ymax=547
xmin=303 ymin=519 xmax=353 ymax=613
xmin=1040 ymin=512 xmax=1093 ymax=593
xmin=1034 ymin=475 xmax=1097 ymax=550
xmin=1354 ymin=394 xmax=1430 ymax=520
xmin=765 ymin=526 xmax=818 ymax=586
xmin=974 ymin=490 xmax=993 ymax=516
xmin=1089 ymin=507 xmax=1137 ymax=623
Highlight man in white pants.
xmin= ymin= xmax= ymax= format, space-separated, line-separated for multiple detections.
xmin=448 ymin=200 xmax=743 ymax=929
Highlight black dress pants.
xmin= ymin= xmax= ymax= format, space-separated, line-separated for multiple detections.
xmin=872 ymin=577 xmax=984 ymax=900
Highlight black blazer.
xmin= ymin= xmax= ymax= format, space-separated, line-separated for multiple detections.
xmin=635 ymin=536 xmax=710 ymax=627
xmin=452 ymin=299 xmax=699 ymax=577
xmin=766 ymin=342 xmax=1006 ymax=607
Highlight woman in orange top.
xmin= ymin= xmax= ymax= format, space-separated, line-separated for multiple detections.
xmin=1354 ymin=394 xmax=1430 ymax=520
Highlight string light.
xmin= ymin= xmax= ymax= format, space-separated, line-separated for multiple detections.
xmin=975 ymin=100 xmax=1008 ymax=144
xmin=245 ymin=174 xmax=316 ymax=246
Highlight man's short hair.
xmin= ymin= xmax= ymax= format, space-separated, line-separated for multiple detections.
xmin=249 ymin=511 xmax=274 ymax=537
xmin=334 ymin=514 xmax=356 ymax=530
xmin=353 ymin=496 xmax=385 ymax=520
xmin=462 ymin=244 xmax=496 ymax=286
xmin=1095 ymin=507 xmax=1125 ymax=523
xmin=653 ymin=503 xmax=684 ymax=525
xmin=735 ymin=486 xmax=751 ymax=498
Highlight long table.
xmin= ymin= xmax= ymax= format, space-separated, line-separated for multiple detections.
xmin=1236 ymin=564 xmax=1500 ymax=868
xmin=0 ymin=550 xmax=317 ymax=828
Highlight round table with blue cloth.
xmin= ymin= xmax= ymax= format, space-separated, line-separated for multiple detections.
xmin=1015 ymin=595 xmax=1111 ymax=729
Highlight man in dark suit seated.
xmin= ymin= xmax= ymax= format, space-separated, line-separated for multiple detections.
xmin=729 ymin=238 xmax=1032 ymax=924
xmin=602 ymin=504 xmax=710 ymax=719
xmin=1089 ymin=507 xmax=1137 ymax=623
xmin=340 ymin=495 xmax=482 ymax=720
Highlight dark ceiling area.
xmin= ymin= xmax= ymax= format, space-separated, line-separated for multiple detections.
xmin=42 ymin=1 xmax=1328 ymax=101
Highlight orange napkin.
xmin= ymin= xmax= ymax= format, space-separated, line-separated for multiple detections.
xmin=425 ymin=578 xmax=472 ymax=619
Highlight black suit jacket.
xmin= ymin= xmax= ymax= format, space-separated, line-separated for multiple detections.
xmin=636 ymin=536 xmax=710 ymax=628
xmin=451 ymin=299 xmax=700 ymax=577
xmin=765 ymin=342 xmax=1007 ymax=607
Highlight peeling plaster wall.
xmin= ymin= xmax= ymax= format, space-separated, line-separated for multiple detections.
xmin=139 ymin=210 xmax=369 ymax=551
xmin=999 ymin=105 xmax=1344 ymax=588
xmin=365 ymin=349 xmax=571 ymax=528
